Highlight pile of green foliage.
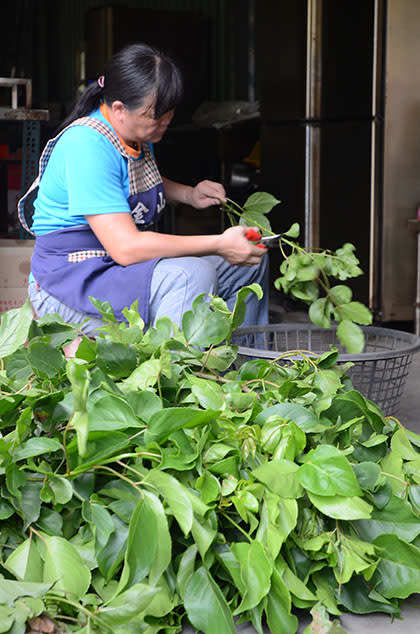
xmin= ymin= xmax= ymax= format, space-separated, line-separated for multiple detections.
xmin=1 ymin=289 xmax=420 ymax=634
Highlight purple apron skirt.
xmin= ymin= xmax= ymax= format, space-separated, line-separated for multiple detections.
xmin=31 ymin=225 xmax=158 ymax=324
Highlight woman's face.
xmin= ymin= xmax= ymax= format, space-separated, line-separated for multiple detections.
xmin=113 ymin=98 xmax=174 ymax=144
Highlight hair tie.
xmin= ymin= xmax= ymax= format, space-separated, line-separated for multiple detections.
xmin=97 ymin=75 xmax=105 ymax=88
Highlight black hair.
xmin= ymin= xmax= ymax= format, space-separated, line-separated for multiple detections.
xmin=57 ymin=42 xmax=184 ymax=132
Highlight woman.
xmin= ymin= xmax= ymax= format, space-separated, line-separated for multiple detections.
xmin=20 ymin=43 xmax=268 ymax=335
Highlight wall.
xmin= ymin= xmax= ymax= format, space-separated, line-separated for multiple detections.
xmin=2 ymin=0 xmax=254 ymax=123
xmin=381 ymin=0 xmax=420 ymax=321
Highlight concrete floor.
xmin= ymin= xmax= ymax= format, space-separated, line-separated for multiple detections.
xmin=184 ymin=323 xmax=420 ymax=633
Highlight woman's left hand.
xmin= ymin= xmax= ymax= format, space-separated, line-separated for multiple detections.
xmin=189 ymin=180 xmax=226 ymax=208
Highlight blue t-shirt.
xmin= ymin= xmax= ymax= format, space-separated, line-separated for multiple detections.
xmin=31 ymin=109 xmax=153 ymax=236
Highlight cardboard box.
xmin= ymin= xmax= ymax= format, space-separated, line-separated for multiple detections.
xmin=0 ymin=288 xmax=30 ymax=314
xmin=0 ymin=239 xmax=34 ymax=312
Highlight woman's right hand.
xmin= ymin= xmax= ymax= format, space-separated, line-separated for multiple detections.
xmin=216 ymin=225 xmax=267 ymax=266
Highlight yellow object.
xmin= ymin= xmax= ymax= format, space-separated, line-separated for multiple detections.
xmin=243 ymin=141 xmax=261 ymax=169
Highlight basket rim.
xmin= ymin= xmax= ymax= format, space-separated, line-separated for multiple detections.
xmin=232 ymin=323 xmax=420 ymax=362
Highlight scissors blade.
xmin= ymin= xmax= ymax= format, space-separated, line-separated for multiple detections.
xmin=259 ymin=234 xmax=283 ymax=248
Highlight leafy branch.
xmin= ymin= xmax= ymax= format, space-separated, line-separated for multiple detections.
xmin=220 ymin=192 xmax=373 ymax=353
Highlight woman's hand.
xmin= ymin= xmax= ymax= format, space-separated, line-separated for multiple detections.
xmin=188 ymin=180 xmax=226 ymax=208
xmin=162 ymin=177 xmax=226 ymax=208
xmin=216 ymin=225 xmax=267 ymax=266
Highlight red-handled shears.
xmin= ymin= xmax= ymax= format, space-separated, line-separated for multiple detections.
xmin=245 ymin=229 xmax=283 ymax=248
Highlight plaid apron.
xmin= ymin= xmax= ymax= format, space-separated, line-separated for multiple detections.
xmin=18 ymin=117 xmax=166 ymax=324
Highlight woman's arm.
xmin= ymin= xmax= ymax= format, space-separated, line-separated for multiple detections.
xmin=86 ymin=212 xmax=265 ymax=267
xmin=162 ymin=177 xmax=226 ymax=208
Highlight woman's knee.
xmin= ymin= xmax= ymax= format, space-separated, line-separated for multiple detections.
xmin=153 ymin=257 xmax=219 ymax=296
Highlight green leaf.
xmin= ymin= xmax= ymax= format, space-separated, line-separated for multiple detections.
xmin=391 ymin=427 xmax=420 ymax=461
xmin=5 ymin=537 xmax=43 ymax=582
xmin=182 ymin=294 xmax=231 ymax=347
xmin=329 ymin=285 xmax=353 ymax=304
xmin=0 ymin=300 xmax=33 ymax=359
xmin=15 ymin=407 xmax=32 ymax=444
xmin=408 ymin=485 xmax=420 ymax=513
xmin=97 ymin=514 xmax=129 ymax=581
xmin=354 ymin=494 xmax=420 ymax=542
xmin=41 ymin=535 xmax=91 ymax=599
xmin=231 ymin=540 xmax=272 ymax=614
xmin=243 ymin=191 xmax=281 ymax=215
xmin=19 ymin=481 xmax=43 ymax=530
xmin=255 ymin=491 xmax=287 ymax=559
xmin=120 ymin=497 xmax=157 ymax=589
xmin=337 ymin=574 xmax=400 ymax=615
xmin=188 ymin=374 xmax=225 ymax=410
xmin=122 ymin=359 xmax=162 ymax=390
xmin=144 ymin=469 xmax=193 ymax=536
xmin=27 ymin=340 xmax=65 ymax=378
xmin=338 ymin=302 xmax=372 ymax=325
xmin=231 ymin=284 xmax=263 ymax=332
xmin=308 ymin=492 xmax=372 ymax=519
xmin=373 ymin=534 xmax=420 ymax=598
xmin=44 ymin=474 xmax=73 ymax=505
xmin=313 ymin=368 xmax=342 ymax=398
xmin=0 ymin=499 xmax=14 ymax=520
xmin=176 ymin=544 xmax=198 ymax=600
xmin=252 ymin=459 xmax=302 ymax=499
xmin=336 ymin=320 xmax=365 ymax=353
xmin=191 ymin=514 xmax=218 ymax=559
xmin=146 ymin=407 xmax=218 ymax=444
xmin=196 ymin=470 xmax=221 ymax=505
xmin=143 ymin=491 xmax=172 ymax=586
xmin=88 ymin=394 xmax=142 ymax=431
xmin=282 ymin=561 xmax=317 ymax=602
xmin=67 ymin=358 xmax=90 ymax=456
xmin=68 ymin=431 xmax=132 ymax=474
xmin=297 ymin=445 xmax=362 ymax=497
xmin=205 ymin=345 xmax=237 ymax=372
xmin=255 ymin=403 xmax=323 ymax=433
xmin=352 ymin=461 xmax=381 ymax=491
xmin=265 ymin=568 xmax=298 ymax=634
xmin=296 ymin=265 xmax=320 ymax=282
xmin=334 ymin=535 xmax=376 ymax=584
xmin=184 ymin=566 xmax=236 ymax=634
xmin=36 ymin=508 xmax=63 ymax=536
xmin=99 ymin=583 xmax=160 ymax=626
xmin=283 ymin=222 xmax=300 ymax=238
xmin=0 ymin=605 xmax=14 ymax=633
xmin=13 ymin=437 xmax=62 ymax=462
xmin=125 ymin=389 xmax=162 ymax=423
xmin=0 ymin=580 xmax=52 ymax=606
xmin=309 ymin=298 xmax=331 ymax=329
xmin=96 ymin=339 xmax=137 ymax=379
xmin=240 ymin=210 xmax=273 ymax=234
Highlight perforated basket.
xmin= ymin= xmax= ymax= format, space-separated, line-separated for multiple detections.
xmin=231 ymin=324 xmax=420 ymax=416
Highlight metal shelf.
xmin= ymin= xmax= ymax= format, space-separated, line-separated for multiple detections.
xmin=0 ymin=79 xmax=49 ymax=237
xmin=0 ymin=107 xmax=49 ymax=121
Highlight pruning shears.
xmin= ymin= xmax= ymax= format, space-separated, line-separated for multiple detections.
xmin=245 ymin=229 xmax=283 ymax=248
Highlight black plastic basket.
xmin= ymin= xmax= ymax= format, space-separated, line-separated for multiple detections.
xmin=231 ymin=324 xmax=420 ymax=416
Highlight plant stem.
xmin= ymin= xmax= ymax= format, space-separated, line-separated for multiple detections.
xmin=46 ymin=593 xmax=115 ymax=633
xmin=219 ymin=199 xmax=276 ymax=236
xmin=221 ymin=511 xmax=252 ymax=542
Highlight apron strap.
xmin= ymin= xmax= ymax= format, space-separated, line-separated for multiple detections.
xmin=17 ymin=117 xmax=130 ymax=234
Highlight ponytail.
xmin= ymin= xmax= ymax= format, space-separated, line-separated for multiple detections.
xmin=57 ymin=81 xmax=104 ymax=132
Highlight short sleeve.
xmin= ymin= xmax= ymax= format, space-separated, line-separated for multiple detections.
xmin=59 ymin=126 xmax=131 ymax=216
